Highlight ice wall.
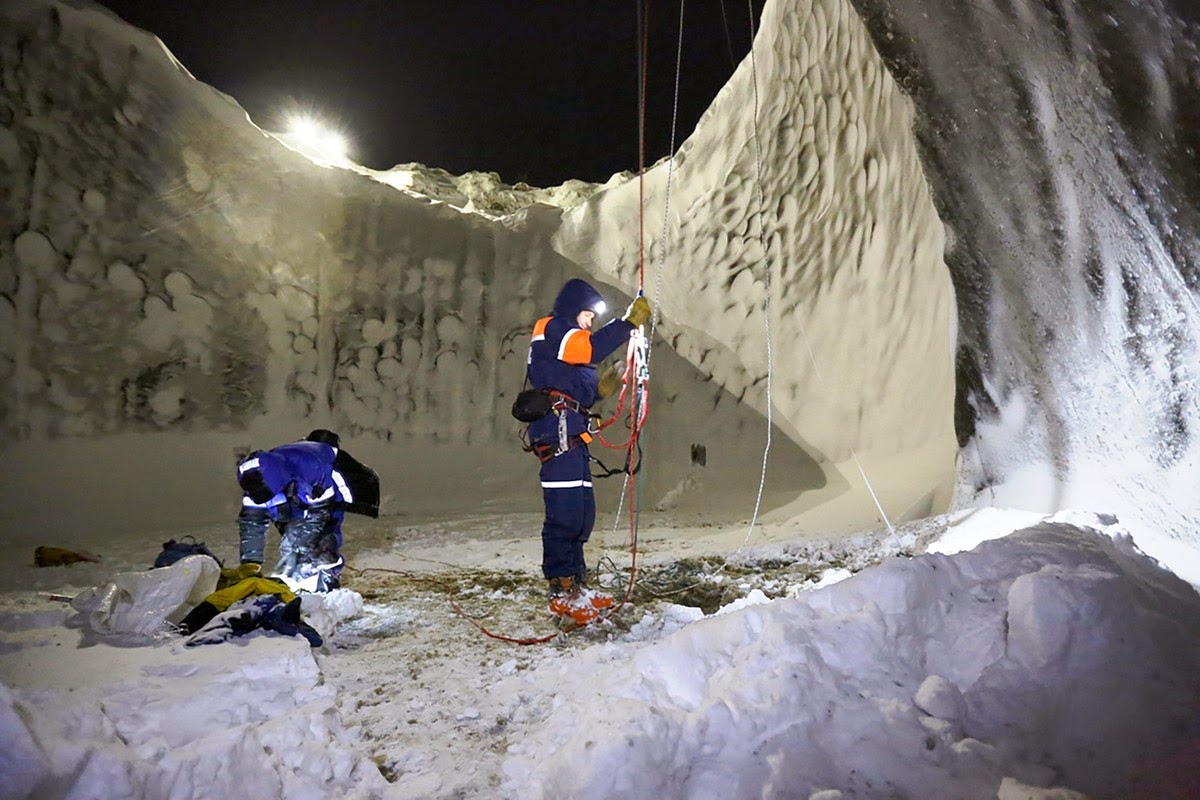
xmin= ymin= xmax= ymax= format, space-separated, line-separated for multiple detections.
xmin=556 ymin=0 xmax=959 ymax=522
xmin=0 ymin=1 xmax=573 ymax=446
xmin=11 ymin=0 xmax=1194 ymax=558
xmin=847 ymin=0 xmax=1200 ymax=555
xmin=0 ymin=0 xmax=829 ymax=539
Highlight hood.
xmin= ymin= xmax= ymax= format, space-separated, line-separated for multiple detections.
xmin=552 ymin=278 xmax=606 ymax=319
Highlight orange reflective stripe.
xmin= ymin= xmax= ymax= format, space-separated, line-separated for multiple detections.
xmin=580 ymin=432 xmax=593 ymax=444
xmin=531 ymin=316 xmax=551 ymax=341
xmin=559 ymin=329 xmax=592 ymax=365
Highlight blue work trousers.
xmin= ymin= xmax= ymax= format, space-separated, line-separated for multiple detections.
xmin=539 ymin=446 xmax=596 ymax=581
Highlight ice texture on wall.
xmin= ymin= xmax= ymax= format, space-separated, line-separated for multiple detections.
xmin=555 ymin=0 xmax=959 ymax=519
xmin=0 ymin=2 xmax=665 ymax=454
xmin=9 ymin=0 xmax=1198 ymax=551
xmin=847 ymin=0 xmax=1200 ymax=549
xmin=0 ymin=0 xmax=559 ymax=444
xmin=0 ymin=0 xmax=836 ymax=536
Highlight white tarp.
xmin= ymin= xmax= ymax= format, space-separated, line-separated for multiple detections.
xmin=70 ymin=555 xmax=220 ymax=635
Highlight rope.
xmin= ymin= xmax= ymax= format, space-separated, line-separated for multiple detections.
xmin=450 ymin=597 xmax=572 ymax=645
xmin=605 ymin=0 xmax=681 ymax=540
xmin=451 ymin=0 xmax=662 ymax=643
xmin=729 ymin=0 xmax=898 ymax=555
xmin=744 ymin=0 xmax=897 ymax=547
xmin=352 ymin=565 xmax=598 ymax=645
xmin=653 ymin=0 xmax=774 ymax=593
xmin=717 ymin=0 xmax=738 ymax=69
xmin=651 ymin=0 xmax=685 ymax=343
xmin=637 ymin=0 xmax=649 ymax=290
xmin=742 ymin=0 xmax=774 ymax=547
xmin=594 ymin=0 xmax=669 ymax=623
xmin=617 ymin=0 xmax=901 ymax=606
xmin=622 ymin=0 xmax=654 ymax=567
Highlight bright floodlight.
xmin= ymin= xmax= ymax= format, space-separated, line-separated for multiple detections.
xmin=283 ymin=114 xmax=349 ymax=165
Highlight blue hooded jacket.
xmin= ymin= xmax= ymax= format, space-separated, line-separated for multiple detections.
xmin=237 ymin=441 xmax=340 ymax=520
xmin=526 ymin=279 xmax=633 ymax=444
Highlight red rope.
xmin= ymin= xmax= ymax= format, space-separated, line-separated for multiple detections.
xmin=449 ymin=597 xmax=573 ymax=645
xmin=446 ymin=0 xmax=655 ymax=645
xmin=617 ymin=0 xmax=651 ymax=623
xmin=638 ymin=0 xmax=649 ymax=291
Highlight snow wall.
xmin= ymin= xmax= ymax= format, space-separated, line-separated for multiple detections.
xmin=0 ymin=0 xmax=955 ymax=543
xmin=846 ymin=0 xmax=1200 ymax=563
xmin=2 ymin=0 xmax=1197 ymax=568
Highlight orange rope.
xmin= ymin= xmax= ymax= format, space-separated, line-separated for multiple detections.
xmin=449 ymin=597 xmax=573 ymax=645
xmin=447 ymin=0 xmax=655 ymax=644
xmin=638 ymin=0 xmax=649 ymax=290
xmin=610 ymin=0 xmax=652 ymax=623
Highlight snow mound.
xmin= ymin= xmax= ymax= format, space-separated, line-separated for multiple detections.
xmin=1 ymin=633 xmax=386 ymax=799
xmin=501 ymin=518 xmax=1200 ymax=800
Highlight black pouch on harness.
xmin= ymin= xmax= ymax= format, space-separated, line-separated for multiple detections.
xmin=511 ymin=388 xmax=552 ymax=422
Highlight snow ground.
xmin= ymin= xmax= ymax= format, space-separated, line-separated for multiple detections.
xmin=2 ymin=507 xmax=1198 ymax=800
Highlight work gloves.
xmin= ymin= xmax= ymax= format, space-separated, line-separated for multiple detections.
xmin=218 ymin=561 xmax=262 ymax=589
xmin=598 ymin=362 xmax=624 ymax=398
xmin=623 ymin=296 xmax=652 ymax=328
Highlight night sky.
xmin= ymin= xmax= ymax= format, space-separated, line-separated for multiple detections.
xmin=94 ymin=1 xmax=762 ymax=187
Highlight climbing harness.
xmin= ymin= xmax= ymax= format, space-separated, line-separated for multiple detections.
xmin=515 ymin=388 xmax=607 ymax=466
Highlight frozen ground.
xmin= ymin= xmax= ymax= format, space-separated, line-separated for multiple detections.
xmin=3 ymin=505 xmax=1198 ymax=800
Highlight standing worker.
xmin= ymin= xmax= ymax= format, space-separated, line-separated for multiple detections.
xmin=522 ymin=278 xmax=652 ymax=624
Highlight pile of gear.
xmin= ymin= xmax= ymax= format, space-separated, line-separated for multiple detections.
xmin=176 ymin=570 xmax=322 ymax=647
xmin=63 ymin=429 xmax=381 ymax=646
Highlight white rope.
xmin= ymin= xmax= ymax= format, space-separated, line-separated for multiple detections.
xmin=623 ymin=0 xmax=772 ymax=584
xmin=611 ymin=1 xmax=904 ymax=601
xmin=651 ymin=0 xmax=776 ymax=575
xmin=736 ymin=0 xmax=897 ymax=552
xmin=741 ymin=0 xmax=774 ymax=546
xmin=650 ymin=0 xmax=686 ymax=341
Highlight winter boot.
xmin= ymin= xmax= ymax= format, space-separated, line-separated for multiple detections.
xmin=548 ymin=577 xmax=613 ymax=625
xmin=576 ymin=574 xmax=615 ymax=612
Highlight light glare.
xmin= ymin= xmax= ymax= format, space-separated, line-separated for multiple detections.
xmin=283 ymin=114 xmax=349 ymax=165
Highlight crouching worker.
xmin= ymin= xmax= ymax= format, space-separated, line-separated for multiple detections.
xmin=523 ymin=278 xmax=652 ymax=624
xmin=235 ymin=429 xmax=380 ymax=592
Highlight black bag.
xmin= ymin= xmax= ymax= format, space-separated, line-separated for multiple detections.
xmin=333 ymin=448 xmax=382 ymax=518
xmin=511 ymin=388 xmax=553 ymax=422
xmin=153 ymin=536 xmax=223 ymax=569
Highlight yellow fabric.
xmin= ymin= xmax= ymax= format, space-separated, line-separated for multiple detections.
xmin=204 ymin=576 xmax=295 ymax=612
xmin=216 ymin=562 xmax=262 ymax=591
xmin=597 ymin=363 xmax=622 ymax=398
